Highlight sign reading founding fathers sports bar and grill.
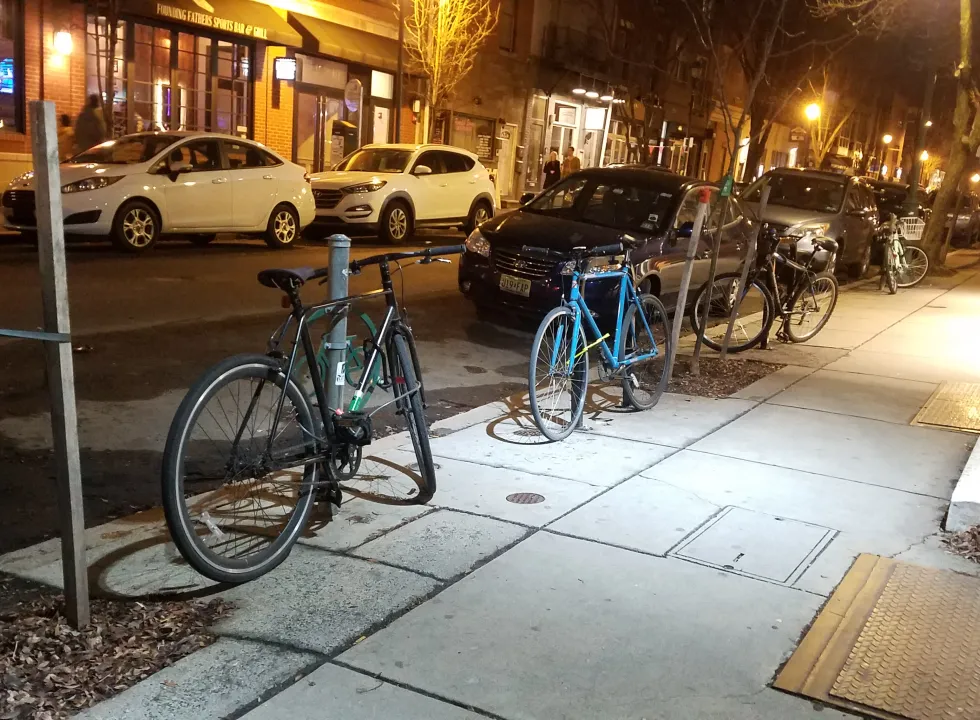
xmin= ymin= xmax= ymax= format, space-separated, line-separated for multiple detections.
xmin=155 ymin=2 xmax=269 ymax=39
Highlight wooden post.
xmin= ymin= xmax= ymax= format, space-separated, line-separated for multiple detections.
xmin=30 ymin=100 xmax=89 ymax=628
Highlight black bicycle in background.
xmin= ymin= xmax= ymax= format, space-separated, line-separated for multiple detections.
xmin=689 ymin=226 xmax=840 ymax=353
xmin=161 ymin=245 xmax=464 ymax=584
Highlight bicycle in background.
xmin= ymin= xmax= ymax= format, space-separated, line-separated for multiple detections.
xmin=878 ymin=214 xmax=930 ymax=294
xmin=161 ymin=245 xmax=464 ymax=584
xmin=526 ymin=241 xmax=672 ymax=442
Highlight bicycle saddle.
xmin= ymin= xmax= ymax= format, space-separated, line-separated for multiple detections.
xmin=257 ymin=267 xmax=318 ymax=290
xmin=813 ymin=238 xmax=839 ymax=254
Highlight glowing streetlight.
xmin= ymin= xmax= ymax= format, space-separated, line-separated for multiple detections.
xmin=804 ymin=103 xmax=821 ymax=122
xmin=920 ymin=150 xmax=929 ymax=161
xmin=972 ymin=173 xmax=980 ymax=184
xmin=53 ymin=30 xmax=73 ymax=56
xmin=882 ymin=134 xmax=893 ymax=145
xmin=925 ymin=120 xmax=933 ymax=127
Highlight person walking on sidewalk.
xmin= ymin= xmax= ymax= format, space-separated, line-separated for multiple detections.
xmin=561 ymin=146 xmax=581 ymax=179
xmin=74 ymin=94 xmax=107 ymax=154
xmin=543 ymin=150 xmax=561 ymax=188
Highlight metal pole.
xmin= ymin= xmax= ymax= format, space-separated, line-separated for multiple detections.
xmin=395 ymin=0 xmax=405 ymax=143
xmin=904 ymin=71 xmax=936 ymax=215
xmin=941 ymin=188 xmax=962 ymax=265
xmin=30 ymin=100 xmax=89 ymax=628
xmin=667 ymin=190 xmax=711 ymax=380
xmin=720 ymin=184 xmax=769 ymax=359
xmin=326 ymin=234 xmax=351 ymax=412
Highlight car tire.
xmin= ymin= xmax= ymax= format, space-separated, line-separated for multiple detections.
xmin=111 ymin=200 xmax=160 ymax=254
xmin=380 ymin=200 xmax=413 ymax=244
xmin=264 ymin=204 xmax=299 ymax=249
xmin=848 ymin=242 xmax=872 ymax=279
xmin=464 ymin=200 xmax=493 ymax=235
xmin=189 ymin=233 xmax=217 ymax=247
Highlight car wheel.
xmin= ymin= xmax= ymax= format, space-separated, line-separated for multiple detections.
xmin=380 ymin=200 xmax=413 ymax=244
xmin=189 ymin=234 xmax=217 ymax=247
xmin=464 ymin=200 xmax=493 ymax=235
xmin=111 ymin=200 xmax=160 ymax=253
xmin=848 ymin=242 xmax=872 ymax=279
xmin=264 ymin=204 xmax=299 ymax=249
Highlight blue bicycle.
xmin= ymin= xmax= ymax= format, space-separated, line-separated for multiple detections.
xmin=526 ymin=241 xmax=671 ymax=441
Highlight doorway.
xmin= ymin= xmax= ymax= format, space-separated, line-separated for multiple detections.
xmin=497 ymin=123 xmax=518 ymax=198
xmin=373 ymin=106 xmax=390 ymax=144
xmin=294 ymin=89 xmax=345 ymax=173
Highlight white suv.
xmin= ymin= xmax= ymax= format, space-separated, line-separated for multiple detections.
xmin=308 ymin=144 xmax=496 ymax=243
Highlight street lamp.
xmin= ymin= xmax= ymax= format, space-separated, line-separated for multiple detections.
xmin=804 ymin=103 xmax=821 ymax=121
xmin=882 ymin=134 xmax=893 ymax=145
xmin=925 ymin=120 xmax=933 ymax=127
xmin=920 ymin=150 xmax=929 ymax=161
xmin=972 ymin=173 xmax=980 ymax=184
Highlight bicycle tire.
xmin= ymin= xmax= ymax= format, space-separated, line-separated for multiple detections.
xmin=162 ymin=354 xmax=318 ymax=584
xmin=528 ymin=305 xmax=589 ymax=442
xmin=339 ymin=332 xmax=436 ymax=504
xmin=689 ymin=272 xmax=774 ymax=354
xmin=785 ymin=271 xmax=839 ymax=343
xmin=887 ymin=268 xmax=898 ymax=294
xmin=618 ymin=294 xmax=671 ymax=410
xmin=896 ymin=244 xmax=929 ymax=288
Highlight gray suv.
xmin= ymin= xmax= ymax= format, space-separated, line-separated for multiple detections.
xmin=742 ymin=168 xmax=878 ymax=277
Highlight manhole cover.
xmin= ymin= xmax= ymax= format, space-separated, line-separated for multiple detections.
xmin=506 ymin=492 xmax=545 ymax=504
xmin=911 ymin=381 xmax=980 ymax=433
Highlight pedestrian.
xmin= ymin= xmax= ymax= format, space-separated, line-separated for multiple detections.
xmin=561 ymin=146 xmax=581 ymax=179
xmin=74 ymin=94 xmax=107 ymax=154
xmin=57 ymin=113 xmax=75 ymax=161
xmin=542 ymin=149 xmax=561 ymax=188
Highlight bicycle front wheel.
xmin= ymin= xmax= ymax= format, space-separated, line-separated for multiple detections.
xmin=690 ymin=272 xmax=773 ymax=353
xmin=162 ymin=354 xmax=319 ymax=584
xmin=619 ymin=294 xmax=671 ymax=410
xmin=528 ymin=306 xmax=589 ymax=442
xmin=339 ymin=332 xmax=435 ymax=504
xmin=896 ymin=244 xmax=929 ymax=288
xmin=785 ymin=272 xmax=839 ymax=343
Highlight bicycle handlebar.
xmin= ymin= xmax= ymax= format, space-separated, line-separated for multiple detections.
xmin=520 ymin=242 xmax=625 ymax=259
xmin=349 ymin=244 xmax=465 ymax=271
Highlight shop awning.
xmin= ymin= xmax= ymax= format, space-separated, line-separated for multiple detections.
xmin=288 ymin=13 xmax=399 ymax=72
xmin=131 ymin=0 xmax=303 ymax=47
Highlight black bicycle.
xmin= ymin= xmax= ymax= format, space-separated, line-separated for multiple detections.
xmin=161 ymin=244 xmax=464 ymax=584
xmin=689 ymin=227 xmax=840 ymax=353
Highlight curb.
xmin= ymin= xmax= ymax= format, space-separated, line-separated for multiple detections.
xmin=945 ymin=439 xmax=980 ymax=533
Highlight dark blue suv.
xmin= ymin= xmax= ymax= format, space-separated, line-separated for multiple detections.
xmin=459 ymin=168 xmax=755 ymax=320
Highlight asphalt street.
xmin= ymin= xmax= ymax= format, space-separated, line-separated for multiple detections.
xmin=0 ymin=231 xmax=533 ymax=552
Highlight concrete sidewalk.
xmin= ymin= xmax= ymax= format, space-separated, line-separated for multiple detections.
xmin=4 ymin=252 xmax=980 ymax=720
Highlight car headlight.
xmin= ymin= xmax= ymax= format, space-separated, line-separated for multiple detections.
xmin=342 ymin=180 xmax=386 ymax=194
xmin=465 ymin=228 xmax=490 ymax=257
xmin=62 ymin=176 xmax=124 ymax=194
xmin=584 ymin=255 xmax=625 ymax=273
xmin=784 ymin=222 xmax=830 ymax=238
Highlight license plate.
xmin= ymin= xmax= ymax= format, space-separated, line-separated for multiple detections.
xmin=499 ymin=273 xmax=532 ymax=297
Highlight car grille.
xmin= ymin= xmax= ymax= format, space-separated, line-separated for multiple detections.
xmin=2 ymin=190 xmax=36 ymax=222
xmin=492 ymin=248 xmax=555 ymax=280
xmin=313 ymin=189 xmax=343 ymax=209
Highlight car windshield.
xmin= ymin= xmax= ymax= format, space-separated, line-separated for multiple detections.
xmin=743 ymin=173 xmax=846 ymax=213
xmin=71 ymin=135 xmax=181 ymax=165
xmin=872 ymin=185 xmax=907 ymax=211
xmin=526 ymin=176 xmax=677 ymax=232
xmin=334 ymin=149 xmax=412 ymax=173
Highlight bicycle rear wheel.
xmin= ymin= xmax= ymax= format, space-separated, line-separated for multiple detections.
xmin=619 ymin=294 xmax=671 ymax=410
xmin=528 ymin=306 xmax=589 ymax=442
xmin=785 ymin=271 xmax=839 ymax=342
xmin=689 ymin=272 xmax=773 ymax=353
xmin=896 ymin=244 xmax=929 ymax=288
xmin=339 ymin=332 xmax=436 ymax=504
xmin=162 ymin=354 xmax=318 ymax=584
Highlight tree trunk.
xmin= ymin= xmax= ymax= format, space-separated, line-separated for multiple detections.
xmin=744 ymin=112 xmax=770 ymax=183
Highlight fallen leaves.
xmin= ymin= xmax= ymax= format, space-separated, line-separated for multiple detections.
xmin=0 ymin=594 xmax=231 ymax=719
xmin=944 ymin=526 xmax=980 ymax=563
xmin=669 ymin=356 xmax=783 ymax=398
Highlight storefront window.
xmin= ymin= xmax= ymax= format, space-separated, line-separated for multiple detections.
xmin=451 ymin=114 xmax=495 ymax=162
xmin=87 ymin=16 xmax=252 ymax=137
xmin=0 ymin=0 xmax=23 ymax=132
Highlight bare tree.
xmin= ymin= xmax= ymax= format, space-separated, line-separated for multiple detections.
xmin=814 ymin=0 xmax=968 ymax=268
xmin=400 ymin=0 xmax=498 ymax=137
xmin=806 ymin=67 xmax=856 ymax=169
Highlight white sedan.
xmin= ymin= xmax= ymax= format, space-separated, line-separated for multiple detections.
xmin=2 ymin=132 xmax=315 ymax=253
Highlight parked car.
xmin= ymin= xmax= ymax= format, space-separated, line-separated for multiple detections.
xmin=2 ymin=132 xmax=314 ymax=253
xmin=933 ymin=191 xmax=980 ymax=247
xmin=742 ymin=168 xmax=878 ymax=277
xmin=458 ymin=167 xmax=755 ymax=321
xmin=868 ymin=180 xmax=927 ymax=222
xmin=308 ymin=143 xmax=496 ymax=244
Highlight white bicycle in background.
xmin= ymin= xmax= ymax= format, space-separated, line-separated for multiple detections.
xmin=879 ymin=214 xmax=930 ymax=294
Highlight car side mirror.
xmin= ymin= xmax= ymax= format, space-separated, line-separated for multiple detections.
xmin=413 ymin=165 xmax=432 ymax=176
xmin=520 ymin=192 xmax=535 ymax=206
xmin=168 ymin=160 xmax=193 ymax=175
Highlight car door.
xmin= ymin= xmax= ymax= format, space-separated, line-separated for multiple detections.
xmin=224 ymin=140 xmax=280 ymax=229
xmin=439 ymin=150 xmax=476 ymax=218
xmin=160 ymin=139 xmax=231 ymax=230
xmin=715 ymin=196 xmax=750 ymax=275
xmin=409 ymin=150 xmax=451 ymax=220
xmin=659 ymin=186 xmax=719 ymax=300
xmin=841 ymin=184 xmax=871 ymax=264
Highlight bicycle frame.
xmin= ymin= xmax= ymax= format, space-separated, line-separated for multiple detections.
xmin=557 ymin=266 xmax=660 ymax=372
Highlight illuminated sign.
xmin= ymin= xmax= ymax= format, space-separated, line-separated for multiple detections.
xmin=274 ymin=57 xmax=297 ymax=81
xmin=155 ymin=3 xmax=269 ymax=40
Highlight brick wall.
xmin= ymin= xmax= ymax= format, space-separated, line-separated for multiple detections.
xmin=254 ymin=45 xmax=294 ymax=159
xmin=396 ymin=102 xmax=417 ymax=144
